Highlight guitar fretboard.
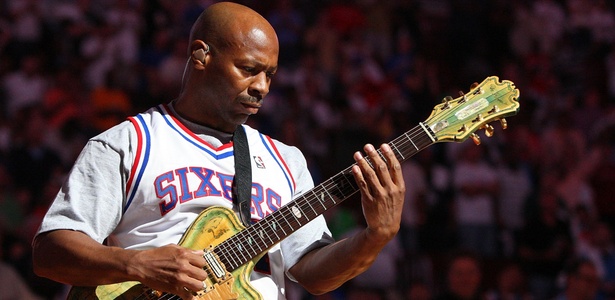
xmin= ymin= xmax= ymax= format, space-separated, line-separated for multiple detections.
xmin=214 ymin=122 xmax=437 ymax=271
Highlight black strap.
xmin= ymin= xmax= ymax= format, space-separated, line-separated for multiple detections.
xmin=232 ymin=125 xmax=252 ymax=226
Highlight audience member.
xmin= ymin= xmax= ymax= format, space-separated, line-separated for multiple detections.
xmin=553 ymin=258 xmax=600 ymax=300
xmin=576 ymin=221 xmax=615 ymax=299
xmin=485 ymin=262 xmax=533 ymax=300
xmin=1 ymin=54 xmax=48 ymax=119
xmin=451 ymin=144 xmax=500 ymax=258
xmin=435 ymin=251 xmax=484 ymax=300
xmin=0 ymin=231 xmax=42 ymax=300
xmin=517 ymin=190 xmax=573 ymax=299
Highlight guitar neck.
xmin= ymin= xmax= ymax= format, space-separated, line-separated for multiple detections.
xmin=216 ymin=123 xmax=437 ymax=271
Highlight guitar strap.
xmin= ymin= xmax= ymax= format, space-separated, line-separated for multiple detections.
xmin=232 ymin=125 xmax=253 ymax=226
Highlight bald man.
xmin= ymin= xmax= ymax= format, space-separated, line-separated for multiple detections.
xmin=32 ymin=2 xmax=405 ymax=300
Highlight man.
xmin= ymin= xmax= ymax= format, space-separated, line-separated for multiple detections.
xmin=31 ymin=2 xmax=405 ymax=300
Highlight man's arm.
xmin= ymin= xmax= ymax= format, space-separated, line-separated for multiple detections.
xmin=32 ymin=230 xmax=208 ymax=299
xmin=289 ymin=143 xmax=405 ymax=294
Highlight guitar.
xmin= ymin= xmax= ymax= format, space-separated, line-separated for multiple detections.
xmin=67 ymin=76 xmax=520 ymax=299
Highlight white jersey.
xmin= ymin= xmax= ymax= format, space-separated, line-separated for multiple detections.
xmin=37 ymin=103 xmax=334 ymax=299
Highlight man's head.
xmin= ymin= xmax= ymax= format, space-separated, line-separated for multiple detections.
xmin=176 ymin=2 xmax=279 ymax=133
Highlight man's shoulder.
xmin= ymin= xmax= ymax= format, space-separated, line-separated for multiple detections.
xmin=89 ymin=106 xmax=161 ymax=146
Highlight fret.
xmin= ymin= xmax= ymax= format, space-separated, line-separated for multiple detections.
xmin=391 ymin=142 xmax=405 ymax=160
xmin=233 ymin=242 xmax=249 ymax=262
xmin=407 ymin=133 xmax=419 ymax=151
xmin=221 ymin=243 xmax=236 ymax=267
xmin=243 ymin=233 xmax=258 ymax=257
xmin=339 ymin=172 xmax=358 ymax=197
xmin=233 ymin=238 xmax=248 ymax=262
xmin=304 ymin=195 xmax=318 ymax=217
xmin=257 ymin=223 xmax=275 ymax=246
xmin=312 ymin=189 xmax=328 ymax=210
xmin=377 ymin=149 xmax=388 ymax=164
xmin=216 ymin=248 xmax=230 ymax=270
xmin=279 ymin=206 xmax=296 ymax=233
xmin=329 ymin=172 xmax=356 ymax=200
xmin=267 ymin=220 xmax=281 ymax=240
xmin=277 ymin=207 xmax=295 ymax=234
xmin=328 ymin=177 xmax=345 ymax=200
xmin=249 ymin=226 xmax=267 ymax=254
xmin=419 ymin=122 xmax=436 ymax=143
xmin=271 ymin=215 xmax=287 ymax=237
xmin=402 ymin=131 xmax=415 ymax=155
xmin=226 ymin=246 xmax=242 ymax=270
xmin=323 ymin=189 xmax=337 ymax=206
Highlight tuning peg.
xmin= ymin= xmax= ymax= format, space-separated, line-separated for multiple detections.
xmin=499 ymin=118 xmax=508 ymax=129
xmin=441 ymin=96 xmax=453 ymax=109
xmin=458 ymin=124 xmax=468 ymax=133
xmin=458 ymin=91 xmax=467 ymax=103
xmin=470 ymin=133 xmax=481 ymax=145
xmin=483 ymin=124 xmax=494 ymax=137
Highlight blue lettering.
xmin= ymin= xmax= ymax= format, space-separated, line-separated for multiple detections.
xmin=265 ymin=188 xmax=281 ymax=215
xmin=155 ymin=171 xmax=178 ymax=215
xmin=251 ymin=184 xmax=264 ymax=218
xmin=218 ymin=173 xmax=234 ymax=201
xmin=191 ymin=167 xmax=222 ymax=198
xmin=175 ymin=167 xmax=193 ymax=203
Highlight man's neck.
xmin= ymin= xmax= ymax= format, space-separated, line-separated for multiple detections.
xmin=168 ymin=101 xmax=233 ymax=144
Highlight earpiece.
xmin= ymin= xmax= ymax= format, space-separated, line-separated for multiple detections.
xmin=191 ymin=40 xmax=210 ymax=69
xmin=193 ymin=48 xmax=207 ymax=63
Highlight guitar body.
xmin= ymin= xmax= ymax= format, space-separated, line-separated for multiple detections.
xmin=67 ymin=207 xmax=264 ymax=300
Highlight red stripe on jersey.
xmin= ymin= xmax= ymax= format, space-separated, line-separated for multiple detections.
xmin=126 ymin=117 xmax=144 ymax=196
xmin=265 ymin=135 xmax=296 ymax=191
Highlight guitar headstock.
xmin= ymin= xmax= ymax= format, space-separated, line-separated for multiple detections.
xmin=423 ymin=76 xmax=520 ymax=145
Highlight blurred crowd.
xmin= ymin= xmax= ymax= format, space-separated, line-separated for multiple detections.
xmin=0 ymin=0 xmax=615 ymax=299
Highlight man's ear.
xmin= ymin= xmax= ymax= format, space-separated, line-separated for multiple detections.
xmin=191 ymin=40 xmax=210 ymax=70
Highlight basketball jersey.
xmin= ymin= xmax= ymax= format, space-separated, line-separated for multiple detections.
xmin=108 ymin=104 xmax=299 ymax=299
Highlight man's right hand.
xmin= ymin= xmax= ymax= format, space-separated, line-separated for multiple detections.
xmin=129 ymin=244 xmax=208 ymax=299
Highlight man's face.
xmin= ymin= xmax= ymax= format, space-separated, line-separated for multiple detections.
xmin=201 ymin=27 xmax=279 ymax=132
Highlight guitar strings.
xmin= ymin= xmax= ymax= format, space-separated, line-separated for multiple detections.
xmin=217 ymin=125 xmax=434 ymax=270
xmin=214 ymin=124 xmax=434 ymax=271
xmin=216 ymin=126 xmax=429 ymax=269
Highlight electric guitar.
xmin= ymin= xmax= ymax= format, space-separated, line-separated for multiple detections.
xmin=67 ymin=76 xmax=520 ymax=299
